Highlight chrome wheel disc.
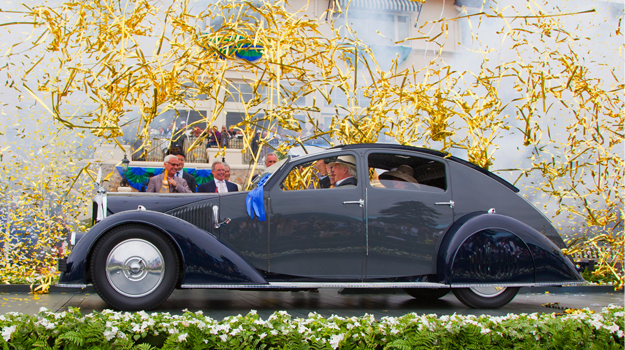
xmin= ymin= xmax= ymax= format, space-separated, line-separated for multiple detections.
xmin=469 ymin=286 xmax=507 ymax=298
xmin=105 ymin=239 xmax=165 ymax=298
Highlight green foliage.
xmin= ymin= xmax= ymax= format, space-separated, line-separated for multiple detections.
xmin=0 ymin=306 xmax=621 ymax=349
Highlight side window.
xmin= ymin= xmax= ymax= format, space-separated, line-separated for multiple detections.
xmin=280 ymin=155 xmax=358 ymax=191
xmin=280 ymin=159 xmax=323 ymax=191
xmin=367 ymin=153 xmax=446 ymax=192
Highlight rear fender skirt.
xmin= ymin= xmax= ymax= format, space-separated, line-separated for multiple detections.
xmin=58 ymin=210 xmax=267 ymax=286
xmin=437 ymin=213 xmax=583 ymax=285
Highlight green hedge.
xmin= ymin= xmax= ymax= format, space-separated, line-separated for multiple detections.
xmin=0 ymin=305 xmax=622 ymax=349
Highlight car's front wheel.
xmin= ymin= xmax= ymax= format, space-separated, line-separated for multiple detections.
xmin=452 ymin=287 xmax=519 ymax=309
xmin=90 ymin=225 xmax=179 ymax=311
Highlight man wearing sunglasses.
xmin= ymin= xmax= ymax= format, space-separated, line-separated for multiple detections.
xmin=146 ymin=155 xmax=192 ymax=193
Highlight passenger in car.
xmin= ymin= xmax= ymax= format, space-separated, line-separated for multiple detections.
xmin=146 ymin=155 xmax=192 ymax=193
xmin=328 ymin=156 xmax=357 ymax=187
xmin=224 ymin=163 xmax=241 ymax=191
xmin=198 ymin=161 xmax=239 ymax=193
xmin=379 ymin=165 xmax=419 ymax=189
xmin=315 ymin=159 xmax=332 ymax=188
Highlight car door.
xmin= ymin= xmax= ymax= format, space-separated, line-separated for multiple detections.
xmin=364 ymin=151 xmax=455 ymax=279
xmin=267 ymin=152 xmax=366 ymax=280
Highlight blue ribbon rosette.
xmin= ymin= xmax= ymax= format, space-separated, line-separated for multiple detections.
xmin=246 ymin=174 xmax=271 ymax=221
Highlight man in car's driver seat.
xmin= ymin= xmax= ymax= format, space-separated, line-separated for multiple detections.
xmin=328 ymin=156 xmax=357 ymax=187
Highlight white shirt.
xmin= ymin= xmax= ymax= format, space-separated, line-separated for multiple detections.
xmin=175 ymin=171 xmax=182 ymax=178
xmin=216 ymin=180 xmax=228 ymax=193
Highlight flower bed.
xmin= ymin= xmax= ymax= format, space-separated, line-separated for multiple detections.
xmin=0 ymin=305 xmax=622 ymax=349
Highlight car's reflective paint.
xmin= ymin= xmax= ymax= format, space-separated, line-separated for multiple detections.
xmin=437 ymin=213 xmax=581 ymax=285
xmin=59 ymin=144 xmax=582 ymax=291
xmin=62 ymin=210 xmax=266 ymax=286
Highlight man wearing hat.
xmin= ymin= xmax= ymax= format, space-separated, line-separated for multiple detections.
xmin=379 ymin=165 xmax=419 ymax=189
xmin=329 ymin=155 xmax=358 ymax=187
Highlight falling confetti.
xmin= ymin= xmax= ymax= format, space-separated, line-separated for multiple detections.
xmin=0 ymin=0 xmax=622 ymax=289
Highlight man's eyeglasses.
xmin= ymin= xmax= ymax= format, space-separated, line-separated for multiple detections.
xmin=166 ymin=162 xmax=179 ymax=166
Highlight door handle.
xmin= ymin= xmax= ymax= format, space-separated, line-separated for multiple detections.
xmin=343 ymin=199 xmax=365 ymax=207
xmin=435 ymin=200 xmax=455 ymax=208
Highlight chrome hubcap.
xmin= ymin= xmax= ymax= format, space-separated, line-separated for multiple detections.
xmin=105 ymin=239 xmax=165 ymax=298
xmin=470 ymin=286 xmax=507 ymax=298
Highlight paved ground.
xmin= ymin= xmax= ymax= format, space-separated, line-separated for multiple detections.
xmin=0 ymin=286 xmax=621 ymax=319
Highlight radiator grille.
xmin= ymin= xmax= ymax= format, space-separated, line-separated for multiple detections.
xmin=168 ymin=203 xmax=214 ymax=232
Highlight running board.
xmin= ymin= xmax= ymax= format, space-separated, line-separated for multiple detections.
xmin=54 ymin=281 xmax=586 ymax=290
xmin=451 ymin=281 xmax=587 ymax=288
xmin=179 ymin=281 xmax=586 ymax=289
xmin=182 ymin=282 xmax=448 ymax=289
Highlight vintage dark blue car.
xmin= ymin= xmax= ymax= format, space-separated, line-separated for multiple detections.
xmin=57 ymin=144 xmax=584 ymax=310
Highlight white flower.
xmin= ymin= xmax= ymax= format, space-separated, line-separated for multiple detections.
xmin=230 ymin=327 xmax=241 ymax=336
xmin=259 ymin=333 xmax=267 ymax=339
xmin=329 ymin=333 xmax=344 ymax=350
xmin=178 ymin=333 xmax=188 ymax=342
xmin=604 ymin=324 xmax=620 ymax=334
xmin=40 ymin=319 xmax=55 ymax=330
xmin=39 ymin=307 xmax=48 ymax=313
xmin=104 ymin=326 xmax=119 ymax=341
xmin=219 ymin=334 xmax=228 ymax=342
xmin=2 ymin=326 xmax=16 ymax=342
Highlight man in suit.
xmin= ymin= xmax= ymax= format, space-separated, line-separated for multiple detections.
xmin=169 ymin=149 xmax=197 ymax=192
xmin=315 ymin=158 xmax=332 ymax=188
xmin=146 ymin=155 xmax=192 ymax=193
xmin=252 ymin=153 xmax=279 ymax=182
xmin=328 ymin=155 xmax=358 ymax=187
xmin=198 ymin=161 xmax=239 ymax=193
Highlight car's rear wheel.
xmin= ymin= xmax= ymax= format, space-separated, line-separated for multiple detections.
xmin=404 ymin=288 xmax=450 ymax=300
xmin=90 ymin=225 xmax=179 ymax=311
xmin=452 ymin=287 xmax=519 ymax=309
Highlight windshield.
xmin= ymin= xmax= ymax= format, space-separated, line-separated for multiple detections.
xmin=248 ymin=158 xmax=288 ymax=190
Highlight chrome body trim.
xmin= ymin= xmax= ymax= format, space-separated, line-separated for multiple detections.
xmin=450 ymin=281 xmax=587 ymax=288
xmin=181 ymin=282 xmax=450 ymax=289
xmin=55 ymin=283 xmax=89 ymax=288
xmin=181 ymin=281 xmax=588 ymax=289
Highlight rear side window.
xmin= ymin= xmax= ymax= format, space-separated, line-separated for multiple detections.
xmin=367 ymin=153 xmax=447 ymax=192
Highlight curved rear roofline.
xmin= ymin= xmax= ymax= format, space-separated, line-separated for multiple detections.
xmin=335 ymin=143 xmax=520 ymax=193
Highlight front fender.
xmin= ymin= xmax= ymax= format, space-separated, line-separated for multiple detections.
xmin=437 ymin=213 xmax=583 ymax=285
xmin=58 ymin=210 xmax=267 ymax=286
